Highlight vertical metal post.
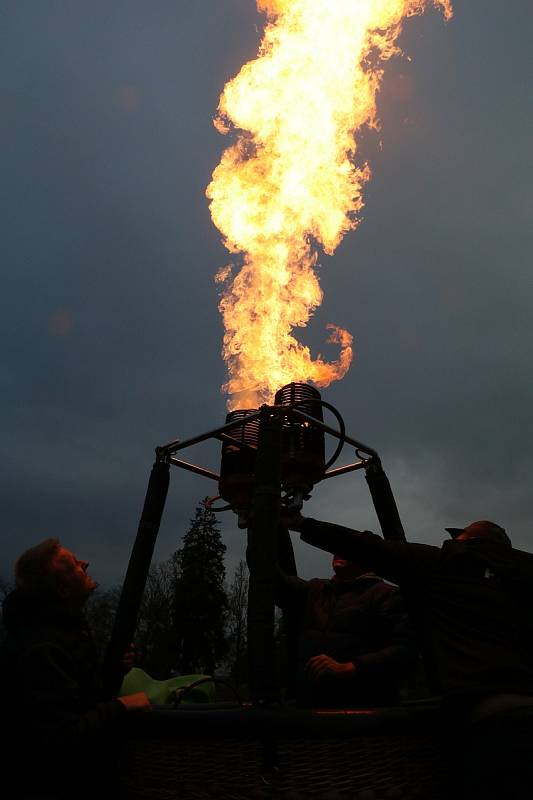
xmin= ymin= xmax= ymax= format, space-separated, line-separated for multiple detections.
xmin=103 ymin=459 xmax=170 ymax=696
xmin=277 ymin=525 xmax=299 ymax=701
xmin=246 ymin=406 xmax=282 ymax=704
xmin=365 ymin=460 xmax=406 ymax=541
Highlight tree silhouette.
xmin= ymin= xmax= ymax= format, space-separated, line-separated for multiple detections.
xmin=0 ymin=576 xmax=12 ymax=643
xmin=86 ymin=561 xmax=176 ymax=679
xmin=173 ymin=498 xmax=228 ymax=675
xmin=85 ymin=584 xmax=121 ymax=660
xmin=227 ymin=560 xmax=249 ymax=686
xmin=135 ymin=559 xmax=177 ymax=677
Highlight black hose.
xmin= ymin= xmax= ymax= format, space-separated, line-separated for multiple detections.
xmin=287 ymin=398 xmax=346 ymax=471
xmin=172 ymin=677 xmax=244 ymax=707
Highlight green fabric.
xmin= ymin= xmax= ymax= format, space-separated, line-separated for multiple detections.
xmin=119 ymin=667 xmax=215 ymax=705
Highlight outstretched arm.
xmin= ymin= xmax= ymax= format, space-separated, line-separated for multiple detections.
xmin=23 ymin=642 xmax=150 ymax=745
xmin=294 ymin=517 xmax=439 ymax=587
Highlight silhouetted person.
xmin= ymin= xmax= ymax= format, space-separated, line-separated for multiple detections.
xmin=276 ymin=539 xmax=417 ymax=708
xmin=0 ymin=538 xmax=150 ymax=800
xmin=284 ymin=515 xmax=533 ymax=798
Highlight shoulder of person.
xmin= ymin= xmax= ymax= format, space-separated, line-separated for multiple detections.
xmin=360 ymin=576 xmax=401 ymax=600
xmin=308 ymin=578 xmax=330 ymax=590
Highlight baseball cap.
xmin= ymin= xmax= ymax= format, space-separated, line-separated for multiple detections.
xmin=445 ymin=520 xmax=511 ymax=547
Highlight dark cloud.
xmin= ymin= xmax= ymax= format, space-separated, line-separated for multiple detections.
xmin=1 ymin=1 xmax=532 ymax=587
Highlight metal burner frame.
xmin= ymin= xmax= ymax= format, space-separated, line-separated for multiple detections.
xmin=104 ymin=403 xmax=406 ymax=702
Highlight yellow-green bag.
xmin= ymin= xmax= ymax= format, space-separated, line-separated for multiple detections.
xmin=119 ymin=667 xmax=215 ymax=705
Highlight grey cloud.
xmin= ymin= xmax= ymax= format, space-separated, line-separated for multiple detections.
xmin=1 ymin=1 xmax=532 ymax=587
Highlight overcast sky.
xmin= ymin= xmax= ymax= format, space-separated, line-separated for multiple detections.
xmin=1 ymin=1 xmax=532 ymax=589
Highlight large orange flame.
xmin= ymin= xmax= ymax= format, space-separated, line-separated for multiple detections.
xmin=207 ymin=0 xmax=452 ymax=409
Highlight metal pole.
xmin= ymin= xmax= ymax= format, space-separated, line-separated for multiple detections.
xmin=246 ymin=406 xmax=282 ymax=705
xmin=103 ymin=459 xmax=170 ymax=696
xmin=167 ymin=456 xmax=220 ymax=482
xmin=277 ymin=525 xmax=299 ymax=701
xmin=364 ymin=460 xmax=406 ymax=542
xmin=288 ymin=408 xmax=378 ymax=458
xmin=157 ymin=409 xmax=263 ymax=456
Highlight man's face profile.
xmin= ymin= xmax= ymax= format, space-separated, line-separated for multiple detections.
xmin=53 ymin=547 xmax=97 ymax=603
xmin=332 ymin=555 xmax=363 ymax=581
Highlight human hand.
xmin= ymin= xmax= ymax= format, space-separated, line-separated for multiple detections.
xmin=305 ymin=654 xmax=356 ymax=682
xmin=121 ymin=643 xmax=136 ymax=673
xmin=117 ymin=692 xmax=152 ymax=712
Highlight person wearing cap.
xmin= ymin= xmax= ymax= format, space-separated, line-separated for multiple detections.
xmin=276 ymin=541 xmax=417 ymax=708
xmin=283 ymin=514 xmax=533 ymax=798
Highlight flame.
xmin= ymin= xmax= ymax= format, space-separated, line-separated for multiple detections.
xmin=207 ymin=0 xmax=452 ymax=409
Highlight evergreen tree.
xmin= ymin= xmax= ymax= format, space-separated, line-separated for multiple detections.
xmin=173 ymin=498 xmax=228 ymax=675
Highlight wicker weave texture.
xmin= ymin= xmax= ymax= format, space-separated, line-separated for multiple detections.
xmin=120 ymin=732 xmax=447 ymax=799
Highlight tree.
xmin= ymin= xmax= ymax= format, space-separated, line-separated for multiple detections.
xmin=86 ymin=560 xmax=178 ymax=678
xmin=0 ymin=576 xmax=13 ymax=643
xmin=173 ymin=498 xmax=228 ymax=675
xmin=85 ymin=585 xmax=121 ymax=660
xmin=227 ymin=560 xmax=249 ymax=686
xmin=135 ymin=559 xmax=176 ymax=678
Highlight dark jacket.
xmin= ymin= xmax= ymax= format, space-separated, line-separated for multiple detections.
xmin=300 ymin=519 xmax=533 ymax=710
xmin=1 ymin=589 xmax=126 ymax=799
xmin=276 ymin=569 xmax=416 ymax=707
